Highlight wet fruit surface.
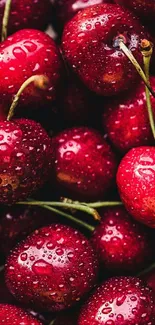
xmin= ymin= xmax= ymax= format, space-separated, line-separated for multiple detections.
xmin=78 ymin=276 xmax=155 ymax=324
xmin=91 ymin=207 xmax=154 ymax=273
xmin=62 ymin=4 xmax=147 ymax=96
xmin=0 ymin=29 xmax=63 ymax=112
xmin=0 ymin=304 xmax=43 ymax=324
xmin=5 ymin=224 xmax=99 ymax=311
xmin=103 ymin=77 xmax=155 ymax=153
xmin=51 ymin=127 xmax=117 ymax=201
xmin=0 ymin=206 xmax=57 ymax=256
xmin=115 ymin=0 xmax=155 ymax=22
xmin=0 ymin=119 xmax=52 ymax=204
xmin=53 ymin=0 xmax=113 ymax=31
xmin=0 ymin=0 xmax=51 ymax=37
xmin=117 ymin=146 xmax=155 ymax=228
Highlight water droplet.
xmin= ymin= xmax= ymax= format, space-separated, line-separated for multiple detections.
xmin=32 ymin=259 xmax=53 ymax=275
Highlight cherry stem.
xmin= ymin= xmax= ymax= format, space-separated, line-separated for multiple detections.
xmin=119 ymin=41 xmax=155 ymax=98
xmin=137 ymin=261 xmax=155 ymax=277
xmin=140 ymin=39 xmax=155 ymax=139
xmin=17 ymin=200 xmax=101 ymax=221
xmin=43 ymin=205 xmax=95 ymax=232
xmin=1 ymin=0 xmax=12 ymax=42
xmin=7 ymin=74 xmax=49 ymax=121
xmin=61 ymin=197 xmax=123 ymax=208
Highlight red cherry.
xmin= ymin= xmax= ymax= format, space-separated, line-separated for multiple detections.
xmin=0 ymin=304 xmax=42 ymax=324
xmin=53 ymin=0 xmax=113 ymax=32
xmin=0 ymin=206 xmax=58 ymax=256
xmin=115 ymin=0 xmax=155 ymax=22
xmin=78 ymin=276 xmax=155 ymax=325
xmin=51 ymin=127 xmax=117 ymax=201
xmin=0 ymin=118 xmax=52 ymax=204
xmin=0 ymin=0 xmax=51 ymax=37
xmin=62 ymin=3 xmax=147 ymax=96
xmin=117 ymin=146 xmax=155 ymax=227
xmin=5 ymin=224 xmax=99 ymax=311
xmin=0 ymin=29 xmax=63 ymax=112
xmin=91 ymin=206 xmax=154 ymax=274
xmin=102 ymin=77 xmax=155 ymax=153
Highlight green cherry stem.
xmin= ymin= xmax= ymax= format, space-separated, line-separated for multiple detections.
xmin=137 ymin=261 xmax=155 ymax=277
xmin=1 ymin=0 xmax=12 ymax=42
xmin=17 ymin=200 xmax=101 ymax=221
xmin=61 ymin=197 xmax=123 ymax=208
xmin=43 ymin=205 xmax=95 ymax=232
xmin=119 ymin=41 xmax=155 ymax=98
xmin=86 ymin=201 xmax=123 ymax=208
xmin=140 ymin=39 xmax=155 ymax=139
xmin=7 ymin=75 xmax=49 ymax=121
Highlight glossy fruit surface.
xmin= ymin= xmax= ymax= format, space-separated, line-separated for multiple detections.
xmin=62 ymin=4 xmax=146 ymax=96
xmin=0 ymin=206 xmax=57 ymax=256
xmin=78 ymin=276 xmax=155 ymax=324
xmin=0 ymin=304 xmax=43 ymax=324
xmin=91 ymin=207 xmax=154 ymax=274
xmin=117 ymin=146 xmax=155 ymax=227
xmin=103 ymin=77 xmax=155 ymax=153
xmin=0 ymin=29 xmax=63 ymax=112
xmin=51 ymin=127 xmax=117 ymax=201
xmin=53 ymin=0 xmax=113 ymax=31
xmin=0 ymin=0 xmax=51 ymax=37
xmin=115 ymin=0 xmax=155 ymax=22
xmin=5 ymin=224 xmax=99 ymax=311
xmin=0 ymin=119 xmax=52 ymax=204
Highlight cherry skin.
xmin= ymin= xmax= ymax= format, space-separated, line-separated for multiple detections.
xmin=114 ymin=0 xmax=155 ymax=22
xmin=51 ymin=127 xmax=117 ymax=201
xmin=53 ymin=0 xmax=113 ymax=33
xmin=0 ymin=29 xmax=63 ymax=112
xmin=5 ymin=224 xmax=99 ymax=311
xmin=0 ymin=304 xmax=43 ymax=325
xmin=78 ymin=276 xmax=155 ymax=325
xmin=62 ymin=3 xmax=147 ymax=96
xmin=0 ymin=0 xmax=51 ymax=37
xmin=0 ymin=206 xmax=58 ymax=256
xmin=102 ymin=77 xmax=155 ymax=153
xmin=117 ymin=146 xmax=155 ymax=228
xmin=0 ymin=118 xmax=52 ymax=204
xmin=91 ymin=206 xmax=154 ymax=274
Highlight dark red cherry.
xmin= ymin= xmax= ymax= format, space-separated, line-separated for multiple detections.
xmin=5 ymin=224 xmax=99 ymax=311
xmin=78 ymin=276 xmax=155 ymax=325
xmin=51 ymin=127 xmax=117 ymax=201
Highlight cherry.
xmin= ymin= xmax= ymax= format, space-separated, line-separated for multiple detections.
xmin=5 ymin=224 xmax=99 ymax=311
xmin=117 ymin=146 xmax=155 ymax=228
xmin=102 ymin=77 xmax=155 ymax=153
xmin=51 ymin=127 xmax=117 ymax=201
xmin=62 ymin=3 xmax=148 ymax=96
xmin=78 ymin=276 xmax=155 ymax=325
xmin=53 ymin=0 xmax=113 ymax=33
xmin=0 ymin=205 xmax=58 ymax=256
xmin=0 ymin=304 xmax=43 ymax=324
xmin=0 ymin=0 xmax=51 ymax=38
xmin=0 ymin=29 xmax=63 ymax=113
xmin=114 ymin=0 xmax=155 ymax=23
xmin=0 ymin=118 xmax=52 ymax=204
xmin=91 ymin=206 xmax=154 ymax=274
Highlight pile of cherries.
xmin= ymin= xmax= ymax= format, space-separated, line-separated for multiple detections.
xmin=1 ymin=0 xmax=155 ymax=324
